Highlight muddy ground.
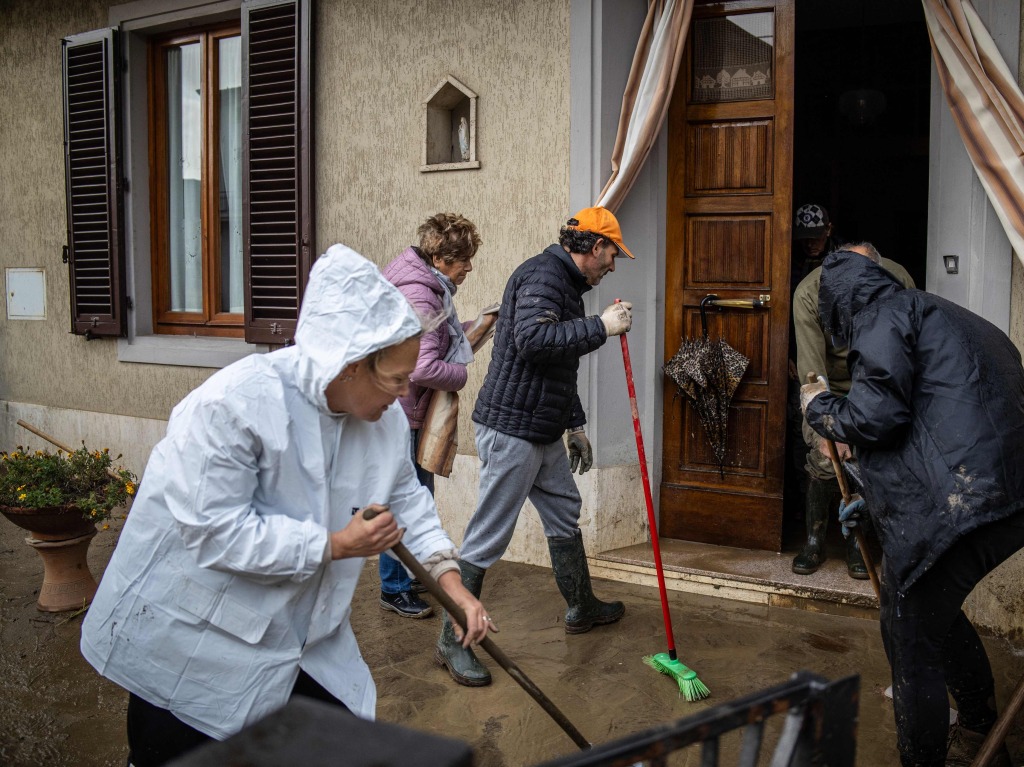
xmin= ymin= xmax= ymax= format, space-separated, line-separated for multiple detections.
xmin=1 ymin=515 xmax=1021 ymax=766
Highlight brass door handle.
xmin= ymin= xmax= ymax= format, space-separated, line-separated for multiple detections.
xmin=703 ymin=294 xmax=771 ymax=310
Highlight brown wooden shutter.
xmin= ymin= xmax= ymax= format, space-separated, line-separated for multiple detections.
xmin=62 ymin=29 xmax=126 ymax=338
xmin=242 ymin=0 xmax=314 ymax=345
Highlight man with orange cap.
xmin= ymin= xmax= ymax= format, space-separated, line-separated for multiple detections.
xmin=434 ymin=207 xmax=634 ymax=687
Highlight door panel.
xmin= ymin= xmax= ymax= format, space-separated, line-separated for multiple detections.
xmin=661 ymin=0 xmax=794 ymax=551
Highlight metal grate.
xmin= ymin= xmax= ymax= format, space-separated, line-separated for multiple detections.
xmin=535 ymin=672 xmax=859 ymax=767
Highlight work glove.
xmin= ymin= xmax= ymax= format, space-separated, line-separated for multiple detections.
xmin=800 ymin=377 xmax=827 ymax=413
xmin=600 ymin=301 xmax=633 ymax=337
xmin=838 ymin=494 xmax=866 ymax=539
xmin=567 ymin=429 xmax=593 ymax=474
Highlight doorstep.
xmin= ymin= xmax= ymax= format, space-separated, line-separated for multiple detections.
xmin=590 ymin=538 xmax=879 ymax=621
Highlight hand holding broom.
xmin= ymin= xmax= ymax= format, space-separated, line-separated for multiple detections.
xmin=361 ymin=508 xmax=592 ymax=750
xmin=804 ymin=374 xmax=882 ymax=601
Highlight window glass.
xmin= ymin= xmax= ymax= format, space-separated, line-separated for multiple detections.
xmin=692 ymin=12 xmax=774 ymax=103
xmin=218 ymin=35 xmax=243 ymax=314
xmin=166 ymin=42 xmax=203 ymax=312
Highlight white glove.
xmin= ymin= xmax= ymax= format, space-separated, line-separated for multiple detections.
xmin=600 ymin=301 xmax=633 ymax=337
xmin=800 ymin=379 xmax=827 ymax=413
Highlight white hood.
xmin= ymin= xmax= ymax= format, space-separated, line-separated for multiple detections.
xmin=295 ymin=244 xmax=423 ymax=412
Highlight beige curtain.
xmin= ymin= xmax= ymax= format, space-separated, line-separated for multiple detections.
xmin=922 ymin=0 xmax=1024 ymax=261
xmin=595 ymin=0 xmax=693 ymax=213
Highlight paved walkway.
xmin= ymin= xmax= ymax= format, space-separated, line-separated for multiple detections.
xmin=1 ymin=516 xmax=1021 ymax=765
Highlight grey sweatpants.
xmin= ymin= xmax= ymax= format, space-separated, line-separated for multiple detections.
xmin=459 ymin=423 xmax=582 ymax=569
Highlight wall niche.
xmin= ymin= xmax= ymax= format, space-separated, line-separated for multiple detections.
xmin=421 ymin=75 xmax=480 ymax=172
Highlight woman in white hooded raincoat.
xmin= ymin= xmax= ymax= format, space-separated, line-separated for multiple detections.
xmin=80 ymin=245 xmax=493 ymax=765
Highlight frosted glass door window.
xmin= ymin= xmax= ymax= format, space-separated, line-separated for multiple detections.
xmin=692 ymin=12 xmax=774 ymax=103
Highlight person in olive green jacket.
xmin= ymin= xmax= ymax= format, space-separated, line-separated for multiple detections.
xmin=791 ymin=241 xmax=915 ymax=578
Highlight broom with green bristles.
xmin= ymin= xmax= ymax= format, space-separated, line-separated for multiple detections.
xmin=617 ymin=302 xmax=710 ymax=701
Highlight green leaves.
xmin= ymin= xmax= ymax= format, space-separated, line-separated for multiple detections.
xmin=0 ymin=445 xmax=137 ymax=522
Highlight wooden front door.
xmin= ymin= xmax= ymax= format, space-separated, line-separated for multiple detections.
xmin=661 ymin=0 xmax=794 ymax=551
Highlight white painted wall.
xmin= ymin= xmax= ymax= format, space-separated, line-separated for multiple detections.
xmin=570 ymin=0 xmax=667 ymax=499
xmin=927 ymin=0 xmax=1022 ymax=330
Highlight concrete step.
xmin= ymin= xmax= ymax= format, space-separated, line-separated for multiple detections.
xmin=590 ymin=538 xmax=879 ymax=621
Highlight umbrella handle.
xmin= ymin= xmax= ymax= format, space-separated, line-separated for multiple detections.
xmin=616 ymin=300 xmax=678 ymax=658
xmin=699 ymin=294 xmax=717 ymax=340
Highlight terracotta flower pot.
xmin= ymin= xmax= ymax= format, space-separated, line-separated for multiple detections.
xmin=0 ymin=504 xmax=97 ymax=542
xmin=0 ymin=505 xmax=99 ymax=612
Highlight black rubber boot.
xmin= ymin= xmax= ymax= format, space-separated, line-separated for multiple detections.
xmin=434 ymin=560 xmax=491 ymax=687
xmin=845 ymin=534 xmax=869 ymax=580
xmin=548 ymin=532 xmax=625 ymax=634
xmin=792 ymin=478 xmax=835 ymax=575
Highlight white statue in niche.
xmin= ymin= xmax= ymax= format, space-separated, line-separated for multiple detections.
xmin=457 ymin=116 xmax=470 ymax=161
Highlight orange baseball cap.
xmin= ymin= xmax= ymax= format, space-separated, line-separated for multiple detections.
xmin=565 ymin=206 xmax=635 ymax=258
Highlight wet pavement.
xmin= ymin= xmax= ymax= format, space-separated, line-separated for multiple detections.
xmin=1 ymin=516 xmax=1022 ymax=766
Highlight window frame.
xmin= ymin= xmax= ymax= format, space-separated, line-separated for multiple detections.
xmin=75 ymin=0 xmax=313 ymax=368
xmin=148 ymin=22 xmax=245 ymax=337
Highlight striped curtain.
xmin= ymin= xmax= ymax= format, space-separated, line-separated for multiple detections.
xmin=595 ymin=0 xmax=693 ymax=213
xmin=922 ymin=0 xmax=1024 ymax=260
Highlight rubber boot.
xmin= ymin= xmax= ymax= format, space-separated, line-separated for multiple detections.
xmin=845 ymin=533 xmax=869 ymax=580
xmin=548 ymin=532 xmax=625 ymax=634
xmin=792 ymin=478 xmax=834 ymax=575
xmin=434 ymin=560 xmax=491 ymax=687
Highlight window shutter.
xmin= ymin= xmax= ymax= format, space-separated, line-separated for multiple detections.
xmin=242 ymin=0 xmax=314 ymax=345
xmin=62 ymin=29 xmax=126 ymax=338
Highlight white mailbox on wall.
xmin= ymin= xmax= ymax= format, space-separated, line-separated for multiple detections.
xmin=6 ymin=268 xmax=46 ymax=321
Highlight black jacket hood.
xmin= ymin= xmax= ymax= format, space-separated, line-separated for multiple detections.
xmin=818 ymin=250 xmax=904 ymax=345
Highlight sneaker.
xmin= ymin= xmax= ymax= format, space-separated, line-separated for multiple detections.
xmin=379 ymin=590 xmax=433 ymax=619
xmin=946 ymin=722 xmax=1011 ymax=767
xmin=409 ymin=579 xmax=428 ymax=594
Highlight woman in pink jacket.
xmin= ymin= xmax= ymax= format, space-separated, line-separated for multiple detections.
xmin=378 ymin=213 xmax=483 ymax=618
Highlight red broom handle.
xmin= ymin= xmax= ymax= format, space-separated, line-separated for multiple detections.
xmin=617 ymin=304 xmax=677 ymax=658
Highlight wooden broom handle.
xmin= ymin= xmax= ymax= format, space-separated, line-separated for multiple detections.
xmin=805 ymin=375 xmax=882 ymax=601
xmin=16 ymin=419 xmax=125 ymax=482
xmin=361 ymin=507 xmax=590 ymax=750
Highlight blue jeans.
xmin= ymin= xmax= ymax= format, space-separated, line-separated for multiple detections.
xmin=379 ymin=428 xmax=435 ymax=594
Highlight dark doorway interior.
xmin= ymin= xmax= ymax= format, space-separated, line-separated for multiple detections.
xmin=793 ymin=0 xmax=931 ymax=289
xmin=784 ymin=0 xmax=932 ymax=550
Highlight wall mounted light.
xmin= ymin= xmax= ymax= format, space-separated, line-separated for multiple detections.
xmin=943 ymin=255 xmax=959 ymax=274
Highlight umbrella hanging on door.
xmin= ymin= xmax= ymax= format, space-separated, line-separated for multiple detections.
xmin=664 ymin=295 xmax=755 ymax=476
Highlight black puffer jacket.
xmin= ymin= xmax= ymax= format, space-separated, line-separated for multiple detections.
xmin=473 ymin=245 xmax=607 ymax=443
xmin=805 ymin=252 xmax=1024 ymax=592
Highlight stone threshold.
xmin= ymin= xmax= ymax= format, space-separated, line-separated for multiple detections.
xmin=590 ymin=538 xmax=880 ymax=621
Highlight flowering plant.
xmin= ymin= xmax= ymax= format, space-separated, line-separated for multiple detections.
xmin=0 ymin=445 xmax=137 ymax=526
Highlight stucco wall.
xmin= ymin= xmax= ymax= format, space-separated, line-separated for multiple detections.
xmin=0 ymin=0 xmax=570 ymax=436
xmin=961 ymin=9 xmax=1024 ymax=642
xmin=313 ymin=0 xmax=570 ymax=452
xmin=0 ymin=0 xmax=217 ymax=421
xmin=0 ymin=0 xmax=576 ymax=566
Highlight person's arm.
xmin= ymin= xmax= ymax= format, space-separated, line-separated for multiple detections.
xmin=160 ymin=398 xmax=329 ymax=583
xmin=805 ymin=308 xmax=915 ymax=447
xmin=399 ymin=289 xmax=468 ymax=392
xmin=512 ymin=277 xmax=606 ymax=363
xmin=408 ymin=322 xmax=468 ymax=392
xmin=793 ymin=273 xmax=828 ymax=384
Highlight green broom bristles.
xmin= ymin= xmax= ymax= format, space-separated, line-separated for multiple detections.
xmin=644 ymin=652 xmax=710 ymax=701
